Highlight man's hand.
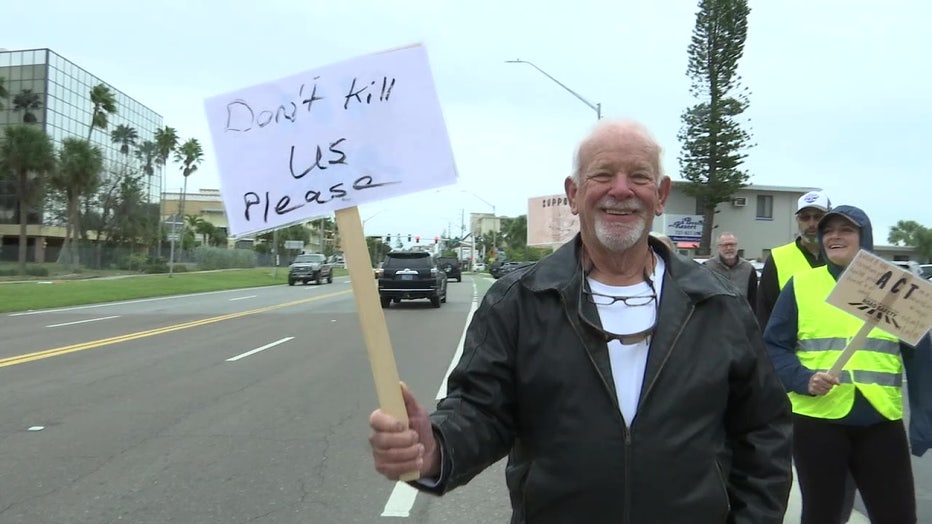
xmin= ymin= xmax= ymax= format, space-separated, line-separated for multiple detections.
xmin=808 ymin=371 xmax=839 ymax=396
xmin=369 ymin=382 xmax=441 ymax=480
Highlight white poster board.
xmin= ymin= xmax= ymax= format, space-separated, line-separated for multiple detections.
xmin=527 ymin=194 xmax=579 ymax=246
xmin=826 ymin=250 xmax=932 ymax=346
xmin=204 ymin=44 xmax=457 ymax=237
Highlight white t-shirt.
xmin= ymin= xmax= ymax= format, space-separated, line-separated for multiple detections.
xmin=586 ymin=253 xmax=665 ymax=427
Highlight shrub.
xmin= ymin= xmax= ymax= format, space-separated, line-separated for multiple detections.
xmin=26 ymin=266 xmax=50 ymax=276
xmin=119 ymin=253 xmax=149 ymax=271
xmin=0 ymin=266 xmax=50 ymax=276
xmin=193 ymin=246 xmax=255 ymax=270
xmin=143 ymin=257 xmax=169 ymax=274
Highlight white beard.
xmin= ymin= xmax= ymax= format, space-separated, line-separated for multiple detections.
xmin=594 ymin=199 xmax=648 ymax=252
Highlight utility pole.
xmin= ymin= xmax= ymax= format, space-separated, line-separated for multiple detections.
xmin=168 ymin=187 xmax=182 ymax=277
xmin=272 ymin=228 xmax=279 ymax=278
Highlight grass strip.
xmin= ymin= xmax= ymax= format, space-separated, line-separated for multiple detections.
xmin=0 ymin=268 xmax=330 ymax=313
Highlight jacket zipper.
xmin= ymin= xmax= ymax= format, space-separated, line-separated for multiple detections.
xmin=624 ymin=305 xmax=693 ymax=524
xmin=639 ymin=305 xmax=695 ymax=410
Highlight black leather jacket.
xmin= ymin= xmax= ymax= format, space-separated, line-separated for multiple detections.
xmin=425 ymin=236 xmax=792 ymax=524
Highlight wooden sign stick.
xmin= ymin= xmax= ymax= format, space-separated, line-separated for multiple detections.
xmin=827 ymin=319 xmax=878 ymax=378
xmin=334 ymin=206 xmax=419 ymax=481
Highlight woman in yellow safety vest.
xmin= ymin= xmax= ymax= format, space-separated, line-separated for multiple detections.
xmin=763 ymin=205 xmax=916 ymax=524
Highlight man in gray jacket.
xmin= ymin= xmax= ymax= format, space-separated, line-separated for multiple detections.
xmin=369 ymin=119 xmax=792 ymax=523
xmin=704 ymin=232 xmax=758 ymax=313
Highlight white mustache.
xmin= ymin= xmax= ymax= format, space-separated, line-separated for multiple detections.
xmin=600 ymin=199 xmax=643 ymax=213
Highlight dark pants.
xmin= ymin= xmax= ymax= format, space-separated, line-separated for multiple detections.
xmin=793 ymin=414 xmax=916 ymax=524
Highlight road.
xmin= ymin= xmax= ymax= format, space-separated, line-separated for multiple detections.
xmin=0 ymin=274 xmax=927 ymax=523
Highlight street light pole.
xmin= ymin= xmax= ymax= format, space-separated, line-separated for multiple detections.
xmin=505 ymin=59 xmax=601 ymax=120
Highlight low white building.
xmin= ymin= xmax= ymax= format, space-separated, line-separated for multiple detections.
xmin=657 ymin=182 xmax=820 ymax=261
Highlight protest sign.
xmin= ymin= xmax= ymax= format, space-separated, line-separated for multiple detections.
xmin=205 ymin=44 xmax=457 ymax=237
xmin=205 ymin=45 xmax=457 ymax=480
xmin=826 ymin=249 xmax=932 ymax=375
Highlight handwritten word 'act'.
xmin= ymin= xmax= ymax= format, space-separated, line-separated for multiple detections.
xmin=243 ymin=175 xmax=401 ymax=224
xmin=875 ymin=270 xmax=920 ymax=300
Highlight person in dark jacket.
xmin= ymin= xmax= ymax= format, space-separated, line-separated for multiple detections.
xmin=704 ymin=231 xmax=758 ymax=312
xmin=369 ymin=119 xmax=793 ymax=523
xmin=763 ymin=205 xmax=918 ymax=523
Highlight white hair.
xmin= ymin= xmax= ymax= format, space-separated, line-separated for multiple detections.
xmin=570 ymin=119 xmax=666 ymax=184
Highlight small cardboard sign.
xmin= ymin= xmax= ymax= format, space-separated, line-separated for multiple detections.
xmin=204 ymin=44 xmax=457 ymax=237
xmin=826 ymin=249 xmax=932 ymax=346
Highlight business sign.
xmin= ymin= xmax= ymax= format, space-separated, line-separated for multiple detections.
xmin=205 ymin=44 xmax=457 ymax=237
xmin=527 ymin=194 xmax=579 ymax=246
xmin=664 ymin=214 xmax=704 ymax=242
xmin=827 ymin=249 xmax=932 ymax=346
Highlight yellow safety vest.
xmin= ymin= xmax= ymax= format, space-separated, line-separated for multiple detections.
xmin=770 ymin=241 xmax=816 ymax=290
xmin=789 ymin=267 xmax=903 ymax=420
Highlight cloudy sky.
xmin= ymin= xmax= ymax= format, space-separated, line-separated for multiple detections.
xmin=3 ymin=0 xmax=929 ymax=243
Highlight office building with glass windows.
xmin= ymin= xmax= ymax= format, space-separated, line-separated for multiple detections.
xmin=0 ymin=47 xmax=164 ymax=262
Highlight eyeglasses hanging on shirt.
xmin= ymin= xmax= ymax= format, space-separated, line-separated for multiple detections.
xmin=578 ymin=265 xmax=658 ymax=346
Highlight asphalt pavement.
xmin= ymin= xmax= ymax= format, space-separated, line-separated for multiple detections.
xmin=0 ymin=274 xmax=926 ymax=522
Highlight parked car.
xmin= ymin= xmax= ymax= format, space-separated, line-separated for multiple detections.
xmin=435 ymin=256 xmax=462 ymax=282
xmin=491 ymin=261 xmax=536 ymax=279
xmin=892 ymin=260 xmax=924 ymax=278
xmin=473 ymin=262 xmax=486 ymax=272
xmin=288 ymin=253 xmax=333 ymax=286
xmin=378 ymin=251 xmax=448 ymax=308
xmin=751 ymin=260 xmax=764 ymax=281
xmin=920 ymin=264 xmax=932 ymax=280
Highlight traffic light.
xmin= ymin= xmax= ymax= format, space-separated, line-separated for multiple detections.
xmin=415 ymin=235 xmax=420 ymax=243
xmin=434 ymin=236 xmax=439 ymax=245
xmin=407 ymin=234 xmax=412 ymax=242
xmin=386 ymin=234 xmax=391 ymax=243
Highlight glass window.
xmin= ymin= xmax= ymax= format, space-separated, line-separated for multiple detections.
xmin=756 ymin=195 xmax=773 ymax=219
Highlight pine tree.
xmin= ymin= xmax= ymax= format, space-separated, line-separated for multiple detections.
xmin=677 ymin=0 xmax=753 ymax=254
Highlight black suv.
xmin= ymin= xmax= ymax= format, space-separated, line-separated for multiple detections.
xmin=491 ymin=261 xmax=536 ymax=279
xmin=435 ymin=256 xmax=462 ymax=282
xmin=288 ymin=253 xmax=333 ymax=285
xmin=378 ymin=251 xmax=448 ymax=308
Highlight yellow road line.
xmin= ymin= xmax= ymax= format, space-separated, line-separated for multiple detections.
xmin=0 ymin=290 xmax=351 ymax=368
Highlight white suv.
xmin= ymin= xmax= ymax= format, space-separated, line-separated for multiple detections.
xmin=891 ymin=260 xmax=923 ymax=277
xmin=920 ymin=264 xmax=932 ymax=280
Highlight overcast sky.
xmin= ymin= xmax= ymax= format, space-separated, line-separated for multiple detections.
xmin=3 ymin=0 xmax=929 ymax=243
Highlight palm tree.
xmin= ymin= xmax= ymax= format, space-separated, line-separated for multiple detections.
xmin=0 ymin=125 xmax=55 ymax=274
xmin=153 ymin=126 xmax=179 ymax=169
xmin=172 ymin=138 xmax=204 ymax=263
xmin=12 ymin=89 xmax=42 ymax=123
xmin=110 ymin=124 xmax=138 ymax=156
xmin=153 ymin=127 xmax=178 ymax=247
xmin=52 ymin=138 xmax=104 ymax=269
xmin=0 ymin=76 xmax=8 ymax=110
xmin=135 ymin=140 xmax=159 ymax=253
xmin=87 ymin=84 xmax=118 ymax=141
xmin=135 ymin=140 xmax=158 ymax=178
xmin=186 ymin=214 xmax=215 ymax=246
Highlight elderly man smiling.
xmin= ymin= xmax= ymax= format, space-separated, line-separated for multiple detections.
xmin=368 ymin=119 xmax=792 ymax=523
